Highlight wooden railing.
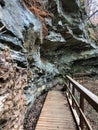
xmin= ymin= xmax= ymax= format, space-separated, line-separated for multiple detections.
xmin=66 ymin=75 xmax=98 ymax=130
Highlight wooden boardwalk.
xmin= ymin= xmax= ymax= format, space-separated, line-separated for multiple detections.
xmin=35 ymin=90 xmax=77 ymax=130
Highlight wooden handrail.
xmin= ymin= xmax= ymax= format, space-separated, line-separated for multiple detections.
xmin=67 ymin=75 xmax=98 ymax=112
xmin=66 ymin=75 xmax=98 ymax=130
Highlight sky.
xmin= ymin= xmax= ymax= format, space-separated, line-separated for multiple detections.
xmin=88 ymin=0 xmax=98 ymax=25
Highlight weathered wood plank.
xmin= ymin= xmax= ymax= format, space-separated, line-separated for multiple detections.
xmin=35 ymin=90 xmax=77 ymax=130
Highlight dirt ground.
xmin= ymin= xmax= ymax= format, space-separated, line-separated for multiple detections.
xmin=24 ymin=93 xmax=47 ymax=130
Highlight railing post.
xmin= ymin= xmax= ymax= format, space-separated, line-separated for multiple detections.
xmin=72 ymin=85 xmax=75 ymax=109
xmin=66 ymin=75 xmax=98 ymax=130
xmin=67 ymin=79 xmax=70 ymax=98
xmin=80 ymin=93 xmax=84 ymax=130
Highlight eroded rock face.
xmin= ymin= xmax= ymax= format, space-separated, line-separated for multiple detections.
xmin=0 ymin=1 xmax=60 ymax=129
xmin=1 ymin=0 xmax=97 ymax=75
xmin=0 ymin=49 xmax=31 ymax=130
xmin=40 ymin=0 xmax=98 ymax=74
xmin=0 ymin=0 xmax=42 ymax=67
xmin=0 ymin=0 xmax=98 ymax=129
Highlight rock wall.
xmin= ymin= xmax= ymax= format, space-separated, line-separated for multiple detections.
xmin=0 ymin=0 xmax=42 ymax=67
xmin=0 ymin=1 xmax=60 ymax=129
xmin=0 ymin=0 xmax=98 ymax=129
xmin=0 ymin=49 xmax=31 ymax=130
xmin=40 ymin=0 xmax=98 ymax=75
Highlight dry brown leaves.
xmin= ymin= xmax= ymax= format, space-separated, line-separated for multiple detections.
xmin=0 ymin=48 xmax=31 ymax=130
xmin=23 ymin=0 xmax=52 ymax=38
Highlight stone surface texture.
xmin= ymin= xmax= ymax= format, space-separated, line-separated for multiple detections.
xmin=0 ymin=0 xmax=98 ymax=129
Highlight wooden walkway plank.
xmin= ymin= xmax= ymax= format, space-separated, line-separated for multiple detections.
xmin=35 ymin=90 xmax=77 ymax=130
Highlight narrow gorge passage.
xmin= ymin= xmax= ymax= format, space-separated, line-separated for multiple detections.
xmin=0 ymin=0 xmax=98 ymax=130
